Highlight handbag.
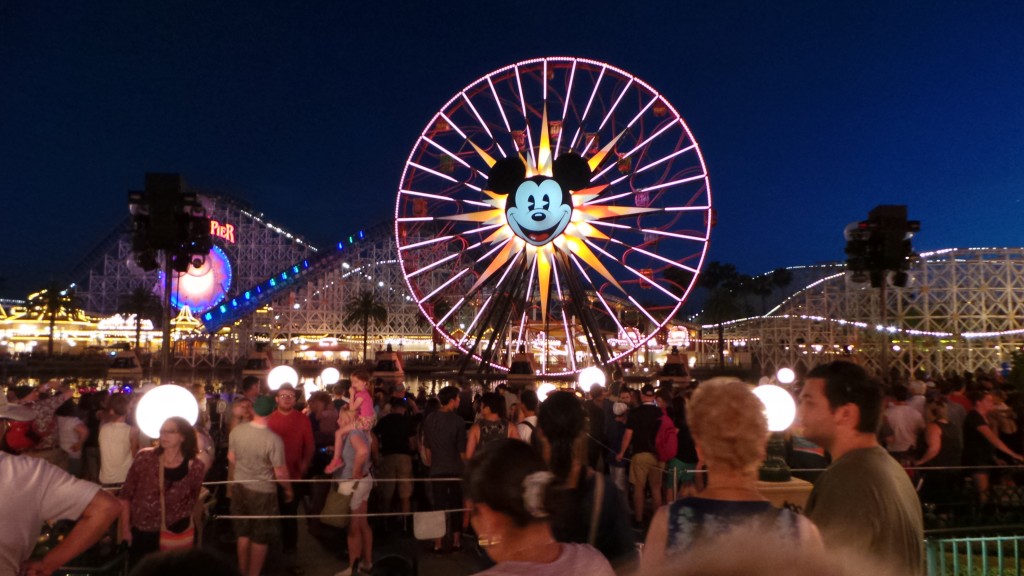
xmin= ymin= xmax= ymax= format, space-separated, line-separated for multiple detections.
xmin=159 ymin=458 xmax=195 ymax=551
xmin=413 ymin=510 xmax=446 ymax=541
xmin=321 ymin=481 xmax=356 ymax=529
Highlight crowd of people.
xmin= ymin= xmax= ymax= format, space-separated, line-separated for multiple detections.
xmin=4 ymin=359 xmax=1024 ymax=575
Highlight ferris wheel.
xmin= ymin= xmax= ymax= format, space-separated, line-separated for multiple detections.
xmin=395 ymin=57 xmax=712 ymax=376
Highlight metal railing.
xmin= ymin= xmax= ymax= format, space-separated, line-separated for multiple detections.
xmin=926 ymin=533 xmax=1024 ymax=575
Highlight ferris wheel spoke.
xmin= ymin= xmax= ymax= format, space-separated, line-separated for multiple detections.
xmin=422 ymin=267 xmax=471 ymax=302
xmin=612 ymin=238 xmax=701 ymax=276
xmin=408 ymin=161 xmax=460 ymax=184
xmin=633 ymin=144 xmax=697 ymax=177
xmin=457 ymin=294 xmax=493 ymax=347
xmin=461 ymin=92 xmax=496 ymax=142
xmin=639 ymin=227 xmax=708 ymax=243
xmin=597 ymin=77 xmax=633 ymax=133
xmin=487 ymin=77 xmax=513 ymax=135
xmin=438 ymin=112 xmax=467 ymax=140
xmin=627 ymin=295 xmax=661 ymax=327
xmin=421 ymin=136 xmax=475 ymax=170
xmin=551 ymin=266 xmax=578 ymax=372
xmin=637 ymin=173 xmax=707 ymax=194
xmin=404 ymin=251 xmax=463 ymax=279
xmin=569 ymin=254 xmax=631 ymax=338
xmin=580 ymin=66 xmax=606 ymax=130
xmin=556 ymin=61 xmax=578 ymax=153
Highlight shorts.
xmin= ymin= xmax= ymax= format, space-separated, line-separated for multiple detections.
xmin=665 ymin=459 xmax=697 ymax=486
xmin=376 ymin=454 xmax=414 ymax=501
xmin=231 ymin=485 xmax=280 ymax=544
xmin=629 ymin=451 xmax=662 ymax=490
xmin=339 ymin=474 xmax=374 ymax=510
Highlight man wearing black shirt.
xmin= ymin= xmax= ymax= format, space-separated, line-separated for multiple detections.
xmin=373 ymin=398 xmax=416 ymax=516
xmin=616 ymin=384 xmax=662 ymax=525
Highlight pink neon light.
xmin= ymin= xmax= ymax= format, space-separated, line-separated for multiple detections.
xmin=561 ymin=60 xmax=577 ymax=130
xmin=628 ymin=295 xmax=660 ymax=326
xmin=461 ymin=91 xmax=494 ymax=141
xmin=422 ymin=137 xmax=472 ymax=168
xmin=487 ymin=77 xmax=512 ymax=133
xmin=569 ymin=254 xmax=630 ymax=338
xmin=640 ymin=227 xmax=707 ymax=243
xmin=634 ymin=145 xmax=697 ymax=175
xmin=397 ymin=217 xmax=434 ymax=222
xmin=409 ymin=161 xmax=459 ymax=183
xmin=639 ymin=174 xmax=707 ymax=193
xmin=424 ymin=268 xmax=469 ymax=301
xmin=580 ymin=66 xmax=605 ymax=128
xmin=438 ymin=112 xmax=467 ymax=140
xmin=400 ymin=235 xmax=454 ymax=251
xmin=551 ymin=265 xmax=577 ymax=371
xmin=437 ymin=297 xmax=465 ymax=325
xmin=598 ymin=77 xmax=632 ymax=132
xmin=458 ymin=294 xmax=493 ymax=346
xmin=664 ymin=205 xmax=711 ymax=212
xmin=407 ymin=251 xmax=461 ymax=279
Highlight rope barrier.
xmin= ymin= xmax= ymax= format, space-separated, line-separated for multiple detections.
xmin=212 ymin=508 xmax=469 ymax=521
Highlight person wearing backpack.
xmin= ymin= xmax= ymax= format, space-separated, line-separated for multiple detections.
xmin=616 ymin=384 xmax=663 ymax=526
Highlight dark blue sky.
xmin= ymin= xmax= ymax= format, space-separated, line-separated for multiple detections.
xmin=2 ymin=1 xmax=1022 ymax=298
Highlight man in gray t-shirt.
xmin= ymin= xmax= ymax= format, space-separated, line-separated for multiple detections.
xmin=422 ymin=386 xmax=467 ymax=551
xmin=228 ymin=396 xmax=291 ymax=576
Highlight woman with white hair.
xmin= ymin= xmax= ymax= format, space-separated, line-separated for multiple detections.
xmin=641 ymin=378 xmax=822 ymax=570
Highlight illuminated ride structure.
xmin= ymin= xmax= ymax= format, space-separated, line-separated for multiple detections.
xmin=706 ymin=248 xmax=1024 ymax=377
xmin=69 ymin=197 xmax=430 ymax=365
xmin=395 ymin=57 xmax=713 ymax=377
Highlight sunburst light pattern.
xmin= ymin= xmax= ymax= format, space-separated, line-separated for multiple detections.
xmin=395 ymin=57 xmax=713 ymax=376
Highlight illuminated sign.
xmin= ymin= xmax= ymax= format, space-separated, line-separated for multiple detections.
xmin=210 ymin=220 xmax=236 ymax=244
xmin=160 ymin=245 xmax=233 ymax=313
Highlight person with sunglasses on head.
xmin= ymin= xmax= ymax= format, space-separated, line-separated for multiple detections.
xmin=118 ymin=416 xmax=206 ymax=566
xmin=266 ymin=383 xmax=314 ymax=575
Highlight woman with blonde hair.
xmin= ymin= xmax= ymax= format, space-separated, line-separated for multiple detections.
xmin=642 ymin=378 xmax=821 ymax=570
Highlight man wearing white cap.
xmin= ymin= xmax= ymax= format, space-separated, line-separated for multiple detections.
xmin=0 ymin=395 xmax=121 ymax=576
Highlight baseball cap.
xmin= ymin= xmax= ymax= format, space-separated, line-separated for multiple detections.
xmin=612 ymin=402 xmax=629 ymax=416
xmin=0 ymin=394 xmax=34 ymax=421
xmin=253 ymin=396 xmax=276 ymax=416
xmin=641 ymin=384 xmax=656 ymax=396
xmin=276 ymin=383 xmax=297 ymax=396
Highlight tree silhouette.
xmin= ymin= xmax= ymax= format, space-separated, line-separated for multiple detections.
xmin=27 ymin=283 xmax=82 ymax=356
xmin=697 ymin=263 xmax=749 ymax=369
xmin=118 ymin=286 xmax=163 ymax=350
xmin=344 ymin=289 xmax=388 ymax=361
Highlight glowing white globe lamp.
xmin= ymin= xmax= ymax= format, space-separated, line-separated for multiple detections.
xmin=268 ymin=365 xmax=299 ymax=391
xmin=321 ymin=367 xmax=341 ymax=386
xmin=776 ymin=367 xmax=796 ymax=386
xmin=537 ymin=382 xmax=558 ymax=400
xmin=754 ymin=383 xmax=797 ymax=482
xmin=577 ymin=366 xmax=606 ymax=393
xmin=753 ymin=384 xmax=797 ymax=432
xmin=135 ymin=384 xmax=200 ymax=439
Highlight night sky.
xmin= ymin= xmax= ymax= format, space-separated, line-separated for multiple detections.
xmin=2 ymin=1 xmax=1023 ymax=299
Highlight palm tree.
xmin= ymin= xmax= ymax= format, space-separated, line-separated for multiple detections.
xmin=698 ymin=262 xmax=749 ymax=369
xmin=118 ymin=286 xmax=163 ymax=350
xmin=27 ymin=283 xmax=81 ymax=356
xmin=344 ymin=289 xmax=388 ymax=361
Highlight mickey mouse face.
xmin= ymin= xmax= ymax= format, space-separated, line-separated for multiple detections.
xmin=488 ymin=152 xmax=591 ymax=247
xmin=506 ymin=177 xmax=573 ymax=246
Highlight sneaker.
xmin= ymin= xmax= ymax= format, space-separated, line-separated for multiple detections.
xmin=333 ymin=567 xmax=354 ymax=576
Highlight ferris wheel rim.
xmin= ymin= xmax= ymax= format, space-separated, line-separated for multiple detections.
xmin=395 ymin=56 xmax=712 ymax=375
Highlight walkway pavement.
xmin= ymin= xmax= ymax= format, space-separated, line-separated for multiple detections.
xmin=205 ymin=514 xmax=490 ymax=576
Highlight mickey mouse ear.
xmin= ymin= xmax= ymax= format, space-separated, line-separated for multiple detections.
xmin=487 ymin=158 xmax=527 ymax=195
xmin=552 ymin=153 xmax=591 ymax=192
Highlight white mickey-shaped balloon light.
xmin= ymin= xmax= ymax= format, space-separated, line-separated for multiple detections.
xmin=135 ymin=384 xmax=200 ymax=439
xmin=268 ymin=365 xmax=299 ymax=391
xmin=753 ymin=384 xmax=796 ymax=432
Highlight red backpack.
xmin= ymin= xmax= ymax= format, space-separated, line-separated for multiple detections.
xmin=655 ymin=409 xmax=678 ymax=462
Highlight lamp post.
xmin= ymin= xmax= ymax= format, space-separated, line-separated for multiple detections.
xmin=753 ymin=383 xmax=797 ymax=482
